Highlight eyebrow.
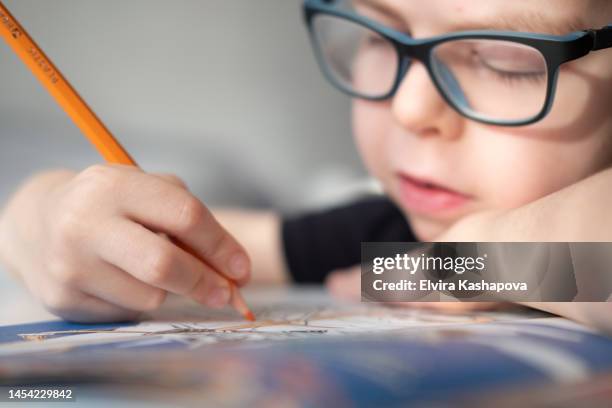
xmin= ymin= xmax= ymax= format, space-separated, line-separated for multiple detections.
xmin=451 ymin=12 xmax=590 ymax=36
xmin=351 ymin=0 xmax=405 ymax=26
xmin=353 ymin=0 xmax=590 ymax=36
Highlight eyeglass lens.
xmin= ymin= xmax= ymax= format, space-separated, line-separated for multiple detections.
xmin=311 ymin=14 xmax=550 ymax=122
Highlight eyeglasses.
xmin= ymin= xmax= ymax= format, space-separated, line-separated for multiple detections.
xmin=303 ymin=0 xmax=612 ymax=126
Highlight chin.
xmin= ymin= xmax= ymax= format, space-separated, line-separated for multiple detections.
xmin=405 ymin=214 xmax=452 ymax=242
xmin=386 ymin=192 xmax=454 ymax=241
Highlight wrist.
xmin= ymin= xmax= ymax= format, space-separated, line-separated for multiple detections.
xmin=563 ymin=168 xmax=612 ymax=240
xmin=437 ymin=209 xmax=507 ymax=242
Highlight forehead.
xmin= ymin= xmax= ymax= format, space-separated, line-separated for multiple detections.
xmin=352 ymin=0 xmax=596 ymax=35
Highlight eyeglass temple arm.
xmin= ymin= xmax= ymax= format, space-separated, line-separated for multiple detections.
xmin=590 ymin=25 xmax=612 ymax=51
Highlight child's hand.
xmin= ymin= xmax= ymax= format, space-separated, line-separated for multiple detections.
xmin=0 ymin=165 xmax=251 ymax=322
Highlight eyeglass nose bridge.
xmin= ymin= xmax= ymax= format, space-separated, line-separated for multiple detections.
xmin=394 ymin=39 xmax=431 ymax=67
xmin=390 ymin=41 xmax=472 ymax=111
xmin=389 ymin=39 xmax=436 ymax=90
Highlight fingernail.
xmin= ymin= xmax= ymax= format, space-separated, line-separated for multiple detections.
xmin=208 ymin=286 xmax=230 ymax=308
xmin=228 ymin=253 xmax=249 ymax=280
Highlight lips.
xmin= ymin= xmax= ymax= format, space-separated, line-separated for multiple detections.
xmin=396 ymin=173 xmax=471 ymax=215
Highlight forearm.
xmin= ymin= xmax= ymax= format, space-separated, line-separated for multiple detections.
xmin=440 ymin=168 xmax=612 ymax=333
xmin=0 ymin=170 xmax=76 ymax=280
xmin=502 ymin=170 xmax=612 ymax=332
xmin=214 ymin=209 xmax=289 ymax=285
xmin=491 ymin=167 xmax=612 ymax=241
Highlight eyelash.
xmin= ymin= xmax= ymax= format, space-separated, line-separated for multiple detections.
xmin=482 ymin=63 xmax=547 ymax=86
xmin=492 ymin=70 xmax=547 ymax=86
xmin=365 ymin=35 xmax=387 ymax=46
xmin=491 ymin=70 xmax=546 ymax=83
xmin=474 ymin=55 xmax=547 ymax=85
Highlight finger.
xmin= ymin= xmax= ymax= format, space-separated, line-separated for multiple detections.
xmin=186 ymin=271 xmax=233 ymax=309
xmin=77 ymin=259 xmax=168 ymax=312
xmin=40 ymin=280 xmax=140 ymax=323
xmin=61 ymin=296 xmax=141 ymax=323
xmin=326 ymin=267 xmax=362 ymax=301
xmin=96 ymin=219 xmax=232 ymax=308
xmin=116 ymin=171 xmax=251 ymax=284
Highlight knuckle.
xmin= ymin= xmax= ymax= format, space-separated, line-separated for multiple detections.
xmin=77 ymin=165 xmax=121 ymax=194
xmin=45 ymin=254 xmax=79 ymax=285
xmin=141 ymin=289 xmax=167 ymax=311
xmin=42 ymin=288 xmax=74 ymax=313
xmin=175 ymin=196 xmax=206 ymax=233
xmin=54 ymin=266 xmax=81 ymax=287
xmin=163 ymin=174 xmax=187 ymax=189
xmin=53 ymin=208 xmax=84 ymax=244
xmin=146 ymin=246 xmax=176 ymax=285
xmin=201 ymin=233 xmax=227 ymax=260
xmin=79 ymin=164 xmax=114 ymax=182
xmin=173 ymin=177 xmax=187 ymax=189
xmin=59 ymin=267 xmax=82 ymax=286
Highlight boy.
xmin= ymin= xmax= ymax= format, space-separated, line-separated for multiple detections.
xmin=0 ymin=0 xmax=611 ymax=331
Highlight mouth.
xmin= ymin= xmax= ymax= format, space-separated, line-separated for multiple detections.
xmin=396 ymin=172 xmax=472 ymax=215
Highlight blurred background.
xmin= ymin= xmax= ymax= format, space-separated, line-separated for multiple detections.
xmin=0 ymin=0 xmax=372 ymax=215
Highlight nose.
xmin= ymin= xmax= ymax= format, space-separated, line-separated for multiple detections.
xmin=391 ymin=60 xmax=464 ymax=139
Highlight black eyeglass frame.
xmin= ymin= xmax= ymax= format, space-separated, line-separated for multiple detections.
xmin=303 ymin=0 xmax=612 ymax=126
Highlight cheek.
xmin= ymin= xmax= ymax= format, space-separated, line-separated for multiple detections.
xmin=474 ymin=59 xmax=612 ymax=209
xmin=472 ymin=142 xmax=553 ymax=208
xmin=352 ymin=101 xmax=392 ymax=181
xmin=470 ymin=133 xmax=612 ymax=209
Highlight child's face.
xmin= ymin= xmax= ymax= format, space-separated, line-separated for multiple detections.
xmin=352 ymin=0 xmax=612 ymax=240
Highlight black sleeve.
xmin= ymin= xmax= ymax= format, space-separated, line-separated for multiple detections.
xmin=281 ymin=196 xmax=417 ymax=283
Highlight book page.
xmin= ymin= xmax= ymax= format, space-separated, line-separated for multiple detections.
xmin=0 ymin=287 xmax=539 ymax=355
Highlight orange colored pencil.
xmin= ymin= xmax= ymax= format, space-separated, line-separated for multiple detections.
xmin=0 ymin=1 xmax=254 ymax=321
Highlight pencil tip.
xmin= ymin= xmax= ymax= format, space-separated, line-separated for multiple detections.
xmin=229 ymin=282 xmax=255 ymax=322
